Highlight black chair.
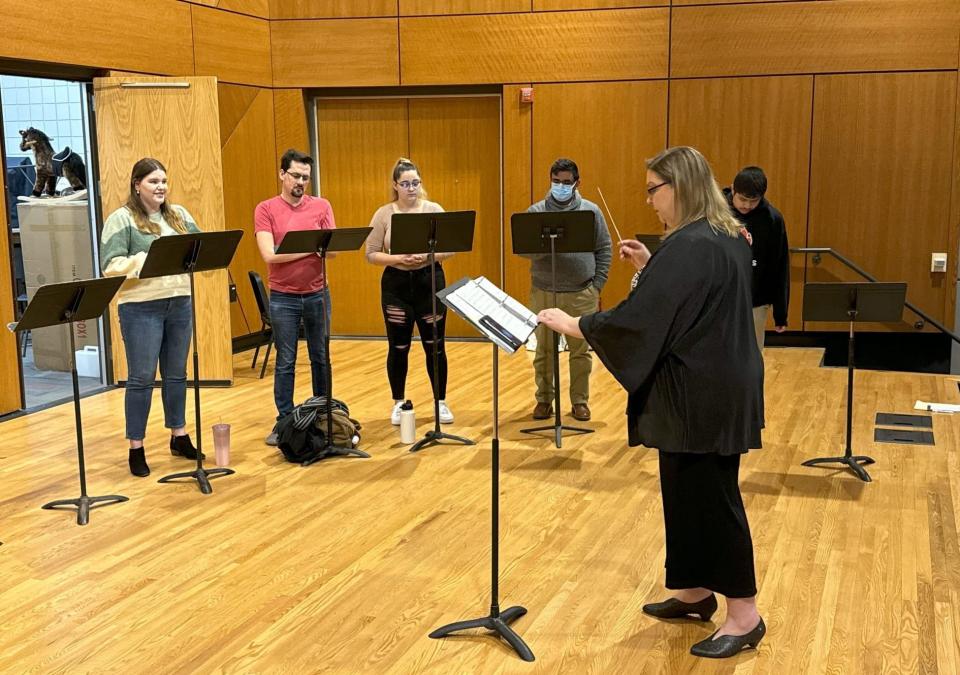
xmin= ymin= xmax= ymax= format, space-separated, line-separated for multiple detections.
xmin=248 ymin=271 xmax=273 ymax=379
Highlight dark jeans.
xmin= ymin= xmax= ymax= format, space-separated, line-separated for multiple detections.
xmin=118 ymin=296 xmax=192 ymax=441
xmin=270 ymin=287 xmax=331 ymax=420
xmin=380 ymin=264 xmax=447 ymax=401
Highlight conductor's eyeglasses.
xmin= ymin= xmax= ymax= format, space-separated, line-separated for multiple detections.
xmin=646 ymin=181 xmax=670 ymax=196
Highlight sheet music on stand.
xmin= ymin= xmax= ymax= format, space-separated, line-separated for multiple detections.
xmin=438 ymin=276 xmax=538 ymax=354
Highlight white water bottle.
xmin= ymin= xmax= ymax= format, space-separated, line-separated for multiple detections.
xmin=399 ymin=400 xmax=416 ymax=444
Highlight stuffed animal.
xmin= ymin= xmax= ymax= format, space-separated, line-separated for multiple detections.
xmin=18 ymin=127 xmax=57 ymax=197
xmin=52 ymin=147 xmax=87 ymax=191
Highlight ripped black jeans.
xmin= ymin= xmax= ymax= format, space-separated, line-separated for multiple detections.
xmin=380 ymin=264 xmax=447 ymax=401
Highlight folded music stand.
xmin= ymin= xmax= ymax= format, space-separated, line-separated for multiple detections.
xmin=801 ymin=281 xmax=907 ymax=482
xmin=391 ymin=211 xmax=476 ymax=453
xmin=11 ymin=277 xmax=126 ymax=525
xmin=139 ymin=230 xmax=243 ymax=494
xmin=275 ymin=227 xmax=373 ymax=462
xmin=512 ymin=210 xmax=596 ymax=448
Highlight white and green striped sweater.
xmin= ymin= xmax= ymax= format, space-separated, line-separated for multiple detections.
xmin=100 ymin=204 xmax=201 ymax=304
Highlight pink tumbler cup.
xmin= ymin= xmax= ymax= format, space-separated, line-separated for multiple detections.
xmin=212 ymin=423 xmax=231 ymax=466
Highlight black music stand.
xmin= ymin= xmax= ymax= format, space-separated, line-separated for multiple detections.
xmin=801 ymin=282 xmax=907 ymax=482
xmin=275 ymin=227 xmax=373 ymax=462
xmin=512 ymin=210 xmax=596 ymax=448
xmin=431 ymin=283 xmax=534 ymax=662
xmin=391 ymin=211 xmax=476 ymax=453
xmin=139 ymin=230 xmax=243 ymax=494
xmin=11 ymin=277 xmax=126 ymax=525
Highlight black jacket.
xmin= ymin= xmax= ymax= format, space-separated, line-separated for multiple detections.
xmin=723 ymin=188 xmax=790 ymax=326
xmin=580 ymin=219 xmax=764 ymax=455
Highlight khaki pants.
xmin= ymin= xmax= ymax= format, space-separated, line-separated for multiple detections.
xmin=753 ymin=304 xmax=770 ymax=353
xmin=529 ymin=285 xmax=600 ymax=405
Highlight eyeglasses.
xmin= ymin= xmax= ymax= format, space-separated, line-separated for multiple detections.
xmin=646 ymin=181 xmax=670 ymax=196
xmin=397 ymin=180 xmax=421 ymax=190
xmin=284 ymin=171 xmax=311 ymax=183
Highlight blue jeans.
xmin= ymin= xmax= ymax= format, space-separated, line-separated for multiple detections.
xmin=118 ymin=296 xmax=192 ymax=441
xmin=270 ymin=287 xmax=331 ymax=419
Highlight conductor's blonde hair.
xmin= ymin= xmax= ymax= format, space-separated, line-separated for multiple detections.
xmin=646 ymin=146 xmax=741 ymax=239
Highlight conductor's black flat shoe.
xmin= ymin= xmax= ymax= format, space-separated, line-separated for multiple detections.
xmin=128 ymin=447 xmax=150 ymax=477
xmin=170 ymin=434 xmax=204 ymax=460
xmin=642 ymin=594 xmax=717 ymax=621
xmin=690 ymin=617 xmax=766 ymax=658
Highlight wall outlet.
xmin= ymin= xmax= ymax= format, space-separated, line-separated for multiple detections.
xmin=932 ymin=252 xmax=947 ymax=273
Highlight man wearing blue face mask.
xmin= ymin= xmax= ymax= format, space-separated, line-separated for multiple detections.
xmin=523 ymin=158 xmax=612 ymax=421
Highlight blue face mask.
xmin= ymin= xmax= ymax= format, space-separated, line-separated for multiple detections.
xmin=550 ymin=182 xmax=575 ymax=202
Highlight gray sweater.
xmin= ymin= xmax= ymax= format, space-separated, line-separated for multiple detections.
xmin=524 ymin=191 xmax=612 ymax=292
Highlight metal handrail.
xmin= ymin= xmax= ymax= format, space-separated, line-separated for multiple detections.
xmin=792 ymin=246 xmax=960 ymax=346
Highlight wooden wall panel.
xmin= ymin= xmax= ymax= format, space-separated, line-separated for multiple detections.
xmin=400 ymin=0 xmax=529 ymax=15
xmin=535 ymin=0 xmax=665 ymax=9
xmin=531 ymin=81 xmax=668 ymax=309
xmin=218 ymin=85 xmax=278 ymax=339
xmin=192 ymin=6 xmax=273 ymax=87
xmin=502 ymin=85 xmax=534 ymax=305
xmin=0 ymin=165 xmax=23 ymax=414
xmin=182 ymin=0 xmax=270 ymax=18
xmin=671 ymin=0 xmax=960 ymax=78
xmin=399 ymin=9 xmax=668 ymax=84
xmin=0 ymin=0 xmax=194 ymax=75
xmin=273 ymin=90 xmax=310 ymax=166
xmin=269 ymin=0 xmax=397 ymax=18
xmin=808 ymin=72 xmax=957 ymax=332
xmin=94 ymin=76 xmax=233 ymax=383
xmin=669 ymin=75 xmax=813 ymax=331
xmin=271 ymin=19 xmax=400 ymax=87
xmin=408 ymin=96 xmax=502 ymax=337
xmin=948 ymin=73 xmax=960 ymax=331
xmin=317 ymin=99 xmax=409 ymax=336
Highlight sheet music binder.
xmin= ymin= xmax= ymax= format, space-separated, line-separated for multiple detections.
xmin=437 ymin=276 xmax=538 ymax=354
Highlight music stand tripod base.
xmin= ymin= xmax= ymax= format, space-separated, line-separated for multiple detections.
xmin=157 ymin=466 xmax=236 ymax=495
xmin=801 ymin=455 xmax=874 ymax=483
xmin=301 ymin=446 xmax=371 ymax=465
xmin=42 ymin=494 xmax=129 ymax=527
xmin=430 ymin=605 xmax=534 ymax=662
xmin=410 ymin=429 xmax=476 ymax=453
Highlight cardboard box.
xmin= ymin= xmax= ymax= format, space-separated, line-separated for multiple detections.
xmin=17 ymin=200 xmax=100 ymax=372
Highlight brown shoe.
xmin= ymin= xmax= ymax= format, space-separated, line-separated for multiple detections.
xmin=571 ymin=403 xmax=591 ymax=421
xmin=532 ymin=402 xmax=553 ymax=419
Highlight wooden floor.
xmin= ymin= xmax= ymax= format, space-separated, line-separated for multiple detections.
xmin=1 ymin=341 xmax=958 ymax=673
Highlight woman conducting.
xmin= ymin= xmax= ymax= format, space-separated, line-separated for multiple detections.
xmin=538 ymin=146 xmax=766 ymax=659
xmin=101 ymin=158 xmax=202 ymax=477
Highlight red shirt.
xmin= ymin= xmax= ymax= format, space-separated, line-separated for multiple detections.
xmin=254 ymin=195 xmax=336 ymax=293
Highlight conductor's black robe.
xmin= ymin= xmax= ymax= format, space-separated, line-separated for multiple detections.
xmin=580 ymin=218 xmax=763 ymax=456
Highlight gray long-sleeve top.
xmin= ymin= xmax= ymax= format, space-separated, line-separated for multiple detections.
xmin=523 ymin=190 xmax=613 ymax=292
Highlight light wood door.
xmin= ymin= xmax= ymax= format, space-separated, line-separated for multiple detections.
xmin=94 ymin=76 xmax=233 ymax=383
xmin=317 ymin=95 xmax=502 ymax=338
xmin=0 ymin=162 xmax=22 ymax=414
xmin=526 ymin=81 xmax=668 ymax=309
xmin=807 ymin=71 xmax=957 ymax=332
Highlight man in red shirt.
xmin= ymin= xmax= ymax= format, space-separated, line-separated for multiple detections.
xmin=255 ymin=149 xmax=336 ymax=445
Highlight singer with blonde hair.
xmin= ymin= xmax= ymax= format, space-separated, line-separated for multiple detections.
xmin=365 ymin=158 xmax=456 ymax=426
xmin=538 ymin=146 xmax=766 ymax=659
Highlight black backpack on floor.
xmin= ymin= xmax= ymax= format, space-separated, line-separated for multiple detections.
xmin=276 ymin=397 xmax=360 ymax=464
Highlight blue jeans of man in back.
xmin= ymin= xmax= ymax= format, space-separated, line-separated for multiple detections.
xmin=269 ymin=287 xmax=331 ymax=420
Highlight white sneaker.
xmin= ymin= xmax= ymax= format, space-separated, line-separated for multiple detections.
xmin=390 ymin=401 xmax=404 ymax=425
xmin=438 ymin=400 xmax=454 ymax=424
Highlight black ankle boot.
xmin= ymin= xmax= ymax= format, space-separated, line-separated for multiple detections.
xmin=170 ymin=434 xmax=204 ymax=460
xmin=128 ymin=447 xmax=150 ymax=477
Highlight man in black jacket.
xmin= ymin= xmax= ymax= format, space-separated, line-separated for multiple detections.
xmin=724 ymin=167 xmax=789 ymax=351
